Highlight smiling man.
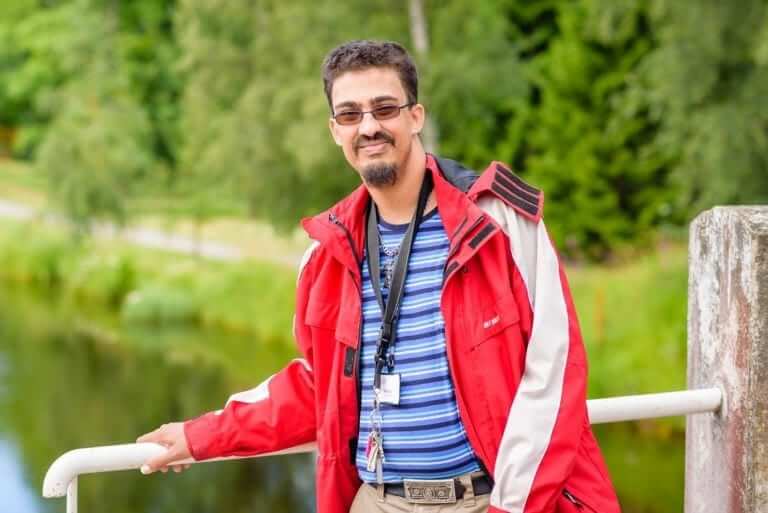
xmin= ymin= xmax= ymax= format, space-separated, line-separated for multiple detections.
xmin=138 ymin=40 xmax=621 ymax=513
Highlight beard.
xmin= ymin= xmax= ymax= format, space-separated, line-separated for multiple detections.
xmin=354 ymin=131 xmax=398 ymax=187
xmin=361 ymin=162 xmax=398 ymax=187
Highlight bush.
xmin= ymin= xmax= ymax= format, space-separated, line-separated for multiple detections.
xmin=121 ymin=285 xmax=200 ymax=325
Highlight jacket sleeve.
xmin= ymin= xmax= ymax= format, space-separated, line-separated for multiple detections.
xmin=478 ymin=197 xmax=588 ymax=513
xmin=183 ymin=241 xmax=320 ymax=460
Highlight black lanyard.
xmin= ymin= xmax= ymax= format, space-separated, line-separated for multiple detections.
xmin=365 ymin=173 xmax=434 ymax=389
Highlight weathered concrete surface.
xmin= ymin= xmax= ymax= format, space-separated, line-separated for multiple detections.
xmin=686 ymin=207 xmax=768 ymax=513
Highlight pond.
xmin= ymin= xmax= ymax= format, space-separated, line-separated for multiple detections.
xmin=0 ymin=284 xmax=684 ymax=513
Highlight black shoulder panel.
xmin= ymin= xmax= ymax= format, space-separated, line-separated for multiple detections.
xmin=434 ymin=156 xmax=479 ymax=193
xmin=469 ymin=162 xmax=543 ymax=222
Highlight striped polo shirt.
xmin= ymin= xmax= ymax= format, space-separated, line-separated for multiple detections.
xmin=356 ymin=207 xmax=481 ymax=482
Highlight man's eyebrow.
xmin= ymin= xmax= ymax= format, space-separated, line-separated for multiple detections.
xmin=372 ymin=95 xmax=399 ymax=104
xmin=333 ymin=96 xmax=401 ymax=111
xmin=333 ymin=101 xmax=360 ymax=111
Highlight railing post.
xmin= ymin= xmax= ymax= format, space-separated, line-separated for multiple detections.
xmin=686 ymin=206 xmax=768 ymax=513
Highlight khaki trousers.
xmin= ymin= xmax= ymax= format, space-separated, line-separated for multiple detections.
xmin=349 ymin=475 xmax=490 ymax=513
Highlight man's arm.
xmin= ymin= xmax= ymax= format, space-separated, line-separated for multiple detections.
xmin=138 ymin=241 xmax=321 ymax=473
xmin=478 ymin=196 xmax=588 ymax=513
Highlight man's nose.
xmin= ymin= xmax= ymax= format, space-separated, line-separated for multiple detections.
xmin=358 ymin=111 xmax=382 ymax=137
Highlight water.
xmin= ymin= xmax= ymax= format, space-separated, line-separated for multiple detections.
xmin=0 ymin=284 xmax=684 ymax=513
xmin=0 ymin=286 xmax=314 ymax=513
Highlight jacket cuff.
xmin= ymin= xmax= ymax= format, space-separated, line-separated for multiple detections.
xmin=183 ymin=412 xmax=221 ymax=461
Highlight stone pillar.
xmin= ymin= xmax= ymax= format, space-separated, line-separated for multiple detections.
xmin=686 ymin=206 xmax=768 ymax=513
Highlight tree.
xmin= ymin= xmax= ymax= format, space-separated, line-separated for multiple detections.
xmin=627 ymin=0 xmax=768 ymax=213
xmin=35 ymin=0 xmax=154 ymax=232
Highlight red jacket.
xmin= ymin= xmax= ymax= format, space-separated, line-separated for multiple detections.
xmin=184 ymin=155 xmax=621 ymax=513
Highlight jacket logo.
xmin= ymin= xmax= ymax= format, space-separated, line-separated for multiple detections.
xmin=483 ymin=315 xmax=500 ymax=329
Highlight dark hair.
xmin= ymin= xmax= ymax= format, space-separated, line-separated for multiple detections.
xmin=322 ymin=40 xmax=418 ymax=109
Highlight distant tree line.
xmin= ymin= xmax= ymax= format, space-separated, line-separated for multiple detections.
xmin=1 ymin=0 xmax=767 ymax=258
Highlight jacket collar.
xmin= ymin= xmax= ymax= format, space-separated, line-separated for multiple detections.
xmin=301 ymin=154 xmax=487 ymax=273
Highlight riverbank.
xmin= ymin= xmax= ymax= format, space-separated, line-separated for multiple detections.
xmin=0 ymin=219 xmax=297 ymax=343
xmin=0 ymin=215 xmax=689 ymax=401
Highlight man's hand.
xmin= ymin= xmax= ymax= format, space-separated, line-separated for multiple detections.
xmin=136 ymin=422 xmax=193 ymax=474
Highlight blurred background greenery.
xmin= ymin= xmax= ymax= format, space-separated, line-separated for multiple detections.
xmin=0 ymin=0 xmax=766 ymax=512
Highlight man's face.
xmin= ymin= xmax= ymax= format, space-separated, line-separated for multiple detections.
xmin=328 ymin=67 xmax=425 ymax=188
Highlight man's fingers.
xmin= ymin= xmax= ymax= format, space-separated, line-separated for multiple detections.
xmin=138 ymin=422 xmax=191 ymax=475
xmin=141 ymin=447 xmax=182 ymax=474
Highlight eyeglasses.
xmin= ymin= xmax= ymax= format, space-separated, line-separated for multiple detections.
xmin=332 ymin=103 xmax=414 ymax=126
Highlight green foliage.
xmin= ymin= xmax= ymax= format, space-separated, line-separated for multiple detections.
xmin=0 ymin=223 xmax=84 ymax=290
xmin=497 ymin=1 xmax=674 ymax=258
xmin=122 ymin=285 xmax=200 ymax=324
xmin=68 ymin=253 xmax=137 ymax=307
xmin=2 ymin=0 xmax=768 ymax=257
xmin=627 ymin=0 xmax=768 ymax=212
xmin=36 ymin=85 xmax=154 ymax=230
xmin=173 ymin=0 xmax=406 ymax=229
xmin=0 ymin=219 xmax=296 ymax=338
xmin=426 ymin=0 xmax=529 ymax=167
xmin=571 ymin=246 xmax=688 ymax=414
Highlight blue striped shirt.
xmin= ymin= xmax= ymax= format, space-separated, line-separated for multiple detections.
xmin=356 ymin=208 xmax=481 ymax=482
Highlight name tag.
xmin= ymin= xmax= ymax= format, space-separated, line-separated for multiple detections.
xmin=377 ymin=373 xmax=401 ymax=405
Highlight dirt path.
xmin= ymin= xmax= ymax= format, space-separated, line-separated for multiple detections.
xmin=0 ymin=198 xmax=304 ymax=268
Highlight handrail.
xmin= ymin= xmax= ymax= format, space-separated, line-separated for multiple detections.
xmin=42 ymin=388 xmax=722 ymax=512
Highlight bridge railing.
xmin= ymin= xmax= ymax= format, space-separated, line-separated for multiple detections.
xmin=41 ymin=206 xmax=768 ymax=513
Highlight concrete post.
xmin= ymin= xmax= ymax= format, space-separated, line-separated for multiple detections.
xmin=686 ymin=206 xmax=768 ymax=513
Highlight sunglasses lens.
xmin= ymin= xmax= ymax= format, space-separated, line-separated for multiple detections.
xmin=372 ymin=105 xmax=400 ymax=120
xmin=335 ymin=111 xmax=362 ymax=125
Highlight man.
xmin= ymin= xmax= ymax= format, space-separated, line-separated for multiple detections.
xmin=138 ymin=40 xmax=621 ymax=513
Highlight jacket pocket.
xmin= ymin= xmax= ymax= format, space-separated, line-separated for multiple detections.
xmin=470 ymin=293 xmax=521 ymax=349
xmin=305 ymin=299 xmax=340 ymax=331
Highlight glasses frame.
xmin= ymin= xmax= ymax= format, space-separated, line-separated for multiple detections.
xmin=332 ymin=102 xmax=414 ymax=126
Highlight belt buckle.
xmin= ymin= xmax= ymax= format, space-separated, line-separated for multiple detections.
xmin=402 ymin=478 xmax=457 ymax=504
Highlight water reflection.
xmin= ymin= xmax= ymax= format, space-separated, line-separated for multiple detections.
xmin=0 ymin=286 xmax=314 ymax=513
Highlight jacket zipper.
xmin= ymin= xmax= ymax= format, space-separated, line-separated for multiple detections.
xmin=563 ymin=489 xmax=598 ymax=512
xmin=328 ymin=212 xmax=364 ymax=466
xmin=329 ymin=213 xmax=361 ymax=265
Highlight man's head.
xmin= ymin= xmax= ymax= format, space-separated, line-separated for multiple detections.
xmin=323 ymin=40 xmax=425 ymax=188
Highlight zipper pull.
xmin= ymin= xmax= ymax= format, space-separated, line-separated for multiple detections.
xmin=563 ymin=490 xmax=583 ymax=510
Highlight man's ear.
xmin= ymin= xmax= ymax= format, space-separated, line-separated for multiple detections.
xmin=328 ymin=118 xmax=343 ymax=146
xmin=409 ymin=103 xmax=426 ymax=135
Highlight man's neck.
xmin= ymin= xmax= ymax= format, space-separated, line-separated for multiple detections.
xmin=367 ymin=147 xmax=436 ymax=225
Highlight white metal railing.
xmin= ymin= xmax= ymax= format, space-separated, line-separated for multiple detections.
xmin=42 ymin=387 xmax=723 ymax=513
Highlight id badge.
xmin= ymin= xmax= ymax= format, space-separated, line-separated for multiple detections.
xmin=377 ymin=373 xmax=401 ymax=405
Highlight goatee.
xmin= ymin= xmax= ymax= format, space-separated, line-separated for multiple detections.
xmin=361 ymin=162 xmax=398 ymax=187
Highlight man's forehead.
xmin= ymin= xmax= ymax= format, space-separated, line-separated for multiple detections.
xmin=331 ymin=68 xmax=406 ymax=108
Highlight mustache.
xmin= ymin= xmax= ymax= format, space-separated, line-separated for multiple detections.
xmin=355 ymin=132 xmax=395 ymax=150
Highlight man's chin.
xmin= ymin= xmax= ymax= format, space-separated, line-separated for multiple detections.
xmin=360 ymin=161 xmax=398 ymax=187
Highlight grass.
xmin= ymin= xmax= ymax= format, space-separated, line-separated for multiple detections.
xmin=0 ymin=220 xmax=297 ymax=344
xmin=570 ymin=244 xmax=689 ymax=433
